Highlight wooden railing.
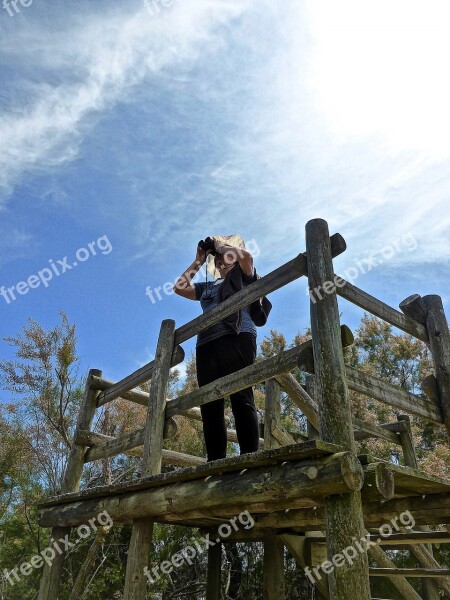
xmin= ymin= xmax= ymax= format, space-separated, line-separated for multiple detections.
xmin=38 ymin=218 xmax=450 ymax=600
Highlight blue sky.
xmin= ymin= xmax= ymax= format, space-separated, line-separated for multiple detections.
xmin=1 ymin=0 xmax=450 ymax=396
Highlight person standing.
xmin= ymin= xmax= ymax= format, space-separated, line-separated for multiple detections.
xmin=173 ymin=235 xmax=259 ymax=462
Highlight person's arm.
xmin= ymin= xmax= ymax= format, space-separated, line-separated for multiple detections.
xmin=173 ymin=244 xmax=211 ymax=300
xmin=214 ymin=242 xmax=254 ymax=277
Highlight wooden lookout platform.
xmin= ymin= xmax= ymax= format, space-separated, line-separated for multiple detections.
xmin=37 ymin=219 xmax=450 ymax=600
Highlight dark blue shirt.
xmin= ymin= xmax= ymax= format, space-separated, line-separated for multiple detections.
xmin=194 ymin=269 xmax=257 ymax=347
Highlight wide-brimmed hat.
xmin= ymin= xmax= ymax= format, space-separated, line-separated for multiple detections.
xmin=206 ymin=234 xmax=246 ymax=280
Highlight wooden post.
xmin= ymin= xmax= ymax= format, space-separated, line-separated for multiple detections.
xmin=38 ymin=368 xmax=102 ymax=600
xmin=206 ymin=541 xmax=222 ymax=600
xmin=306 ymin=218 xmax=371 ymax=600
xmin=263 ymin=379 xmax=286 ymax=600
xmin=305 ymin=374 xmax=320 ymax=440
xmin=397 ymin=415 xmax=440 ymax=600
xmin=422 ymin=295 xmax=450 ymax=438
xmin=123 ymin=320 xmax=177 ymax=600
xmin=397 ymin=414 xmax=418 ymax=469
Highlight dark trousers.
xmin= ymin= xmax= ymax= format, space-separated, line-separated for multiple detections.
xmin=196 ymin=332 xmax=259 ymax=461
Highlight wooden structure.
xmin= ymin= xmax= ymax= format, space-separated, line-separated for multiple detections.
xmin=37 ymin=219 xmax=450 ymax=599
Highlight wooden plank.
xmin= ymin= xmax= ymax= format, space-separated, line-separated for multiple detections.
xmin=97 ymin=344 xmax=184 ymax=407
xmin=173 ymin=233 xmax=347 ymax=346
xmin=306 ymin=218 xmax=371 ymax=600
xmin=37 ymin=452 xmax=364 ymax=528
xmin=335 ymin=277 xmax=428 ymax=342
xmin=345 ymin=366 xmax=443 ymax=424
xmin=423 ymin=294 xmax=450 ymax=437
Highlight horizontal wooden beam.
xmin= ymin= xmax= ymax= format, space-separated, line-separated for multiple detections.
xmin=80 ymin=428 xmax=254 ymax=463
xmin=96 ymin=345 xmax=185 ymax=407
xmin=306 ymin=531 xmax=450 ymax=546
xmin=369 ymin=568 xmax=450 ymax=578
xmin=335 ymin=276 xmax=429 ymax=342
xmin=76 ymin=430 xmax=206 ymax=467
xmin=346 ymin=366 xmax=443 ymax=424
xmin=276 ymin=372 xmax=402 ymax=444
xmin=38 ymin=451 xmax=361 ymax=527
xmin=166 ymin=339 xmax=317 ymax=417
xmin=174 ymin=233 xmax=347 ymax=346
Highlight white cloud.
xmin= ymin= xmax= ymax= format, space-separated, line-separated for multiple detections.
xmin=0 ymin=0 xmax=257 ymax=203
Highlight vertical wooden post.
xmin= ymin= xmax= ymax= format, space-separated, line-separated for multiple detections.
xmin=397 ymin=415 xmax=440 ymax=600
xmin=263 ymin=379 xmax=286 ymax=600
xmin=123 ymin=319 xmax=177 ymax=600
xmin=305 ymin=374 xmax=320 ymax=440
xmin=38 ymin=368 xmax=102 ymax=600
xmin=397 ymin=414 xmax=418 ymax=469
xmin=306 ymin=218 xmax=371 ymax=600
xmin=422 ymin=295 xmax=450 ymax=439
xmin=206 ymin=541 xmax=222 ymax=600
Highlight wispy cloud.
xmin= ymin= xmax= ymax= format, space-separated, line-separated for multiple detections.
xmin=0 ymin=0 xmax=257 ymax=203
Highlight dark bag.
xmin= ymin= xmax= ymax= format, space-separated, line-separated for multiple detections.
xmin=217 ymin=262 xmax=272 ymax=333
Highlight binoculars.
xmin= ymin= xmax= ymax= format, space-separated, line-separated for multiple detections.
xmin=198 ymin=237 xmax=217 ymax=256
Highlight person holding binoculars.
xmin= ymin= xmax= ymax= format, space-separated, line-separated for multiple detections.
xmin=173 ymin=235 xmax=259 ymax=462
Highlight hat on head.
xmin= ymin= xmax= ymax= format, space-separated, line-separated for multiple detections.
xmin=206 ymin=234 xmax=246 ymax=280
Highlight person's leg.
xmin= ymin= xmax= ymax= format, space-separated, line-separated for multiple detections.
xmin=196 ymin=340 xmax=227 ymax=461
xmin=219 ymin=333 xmax=260 ymax=455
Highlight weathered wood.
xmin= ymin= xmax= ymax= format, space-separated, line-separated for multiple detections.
xmin=264 ymin=379 xmax=282 ymax=450
xmin=353 ymin=418 xmax=402 ymax=445
xmin=124 ymin=320 xmax=176 ymax=600
xmin=306 ymin=218 xmax=371 ymax=600
xmin=397 ymin=415 xmax=418 ymax=469
xmin=93 ymin=376 xmax=222 ymax=424
xmin=305 ymin=531 xmax=450 ymax=546
xmin=423 ymin=294 xmax=450 ymax=437
xmin=275 ymin=372 xmax=320 ymax=430
xmin=361 ymin=463 xmax=395 ymax=501
xmin=345 ymin=365 xmax=443 ymax=423
xmin=123 ymin=519 xmax=154 ymax=600
xmin=367 ymin=543 xmax=422 ymax=600
xmin=281 ymin=534 xmax=329 ymax=599
xmin=335 ymin=276 xmax=429 ymax=342
xmin=263 ymin=380 xmax=286 ymax=599
xmin=174 ymin=233 xmax=347 ymax=346
xmin=369 ymin=568 xmax=450 ymax=578
xmin=263 ymin=531 xmax=285 ymax=600
xmin=206 ymin=541 xmax=222 ymax=600
xmin=81 ymin=427 xmax=260 ymax=462
xmin=399 ymin=294 xmax=428 ymax=325
xmin=38 ymin=368 xmax=102 ymax=600
xmin=166 ymin=339 xmax=319 ymax=417
xmin=38 ymin=452 xmax=363 ymax=527
xmin=421 ymin=373 xmax=440 ymax=405
xmin=397 ymin=413 xmax=441 ymax=600
xmin=408 ymin=538 xmax=450 ymax=596
xmin=239 ymin=493 xmax=450 ymax=532
xmin=97 ymin=345 xmax=184 ymax=407
xmin=39 ymin=441 xmax=342 ymax=508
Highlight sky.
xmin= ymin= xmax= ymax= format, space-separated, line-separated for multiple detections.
xmin=1 ymin=0 xmax=450 ymax=396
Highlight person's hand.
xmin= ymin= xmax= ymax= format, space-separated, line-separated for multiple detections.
xmin=195 ymin=243 xmax=213 ymax=265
